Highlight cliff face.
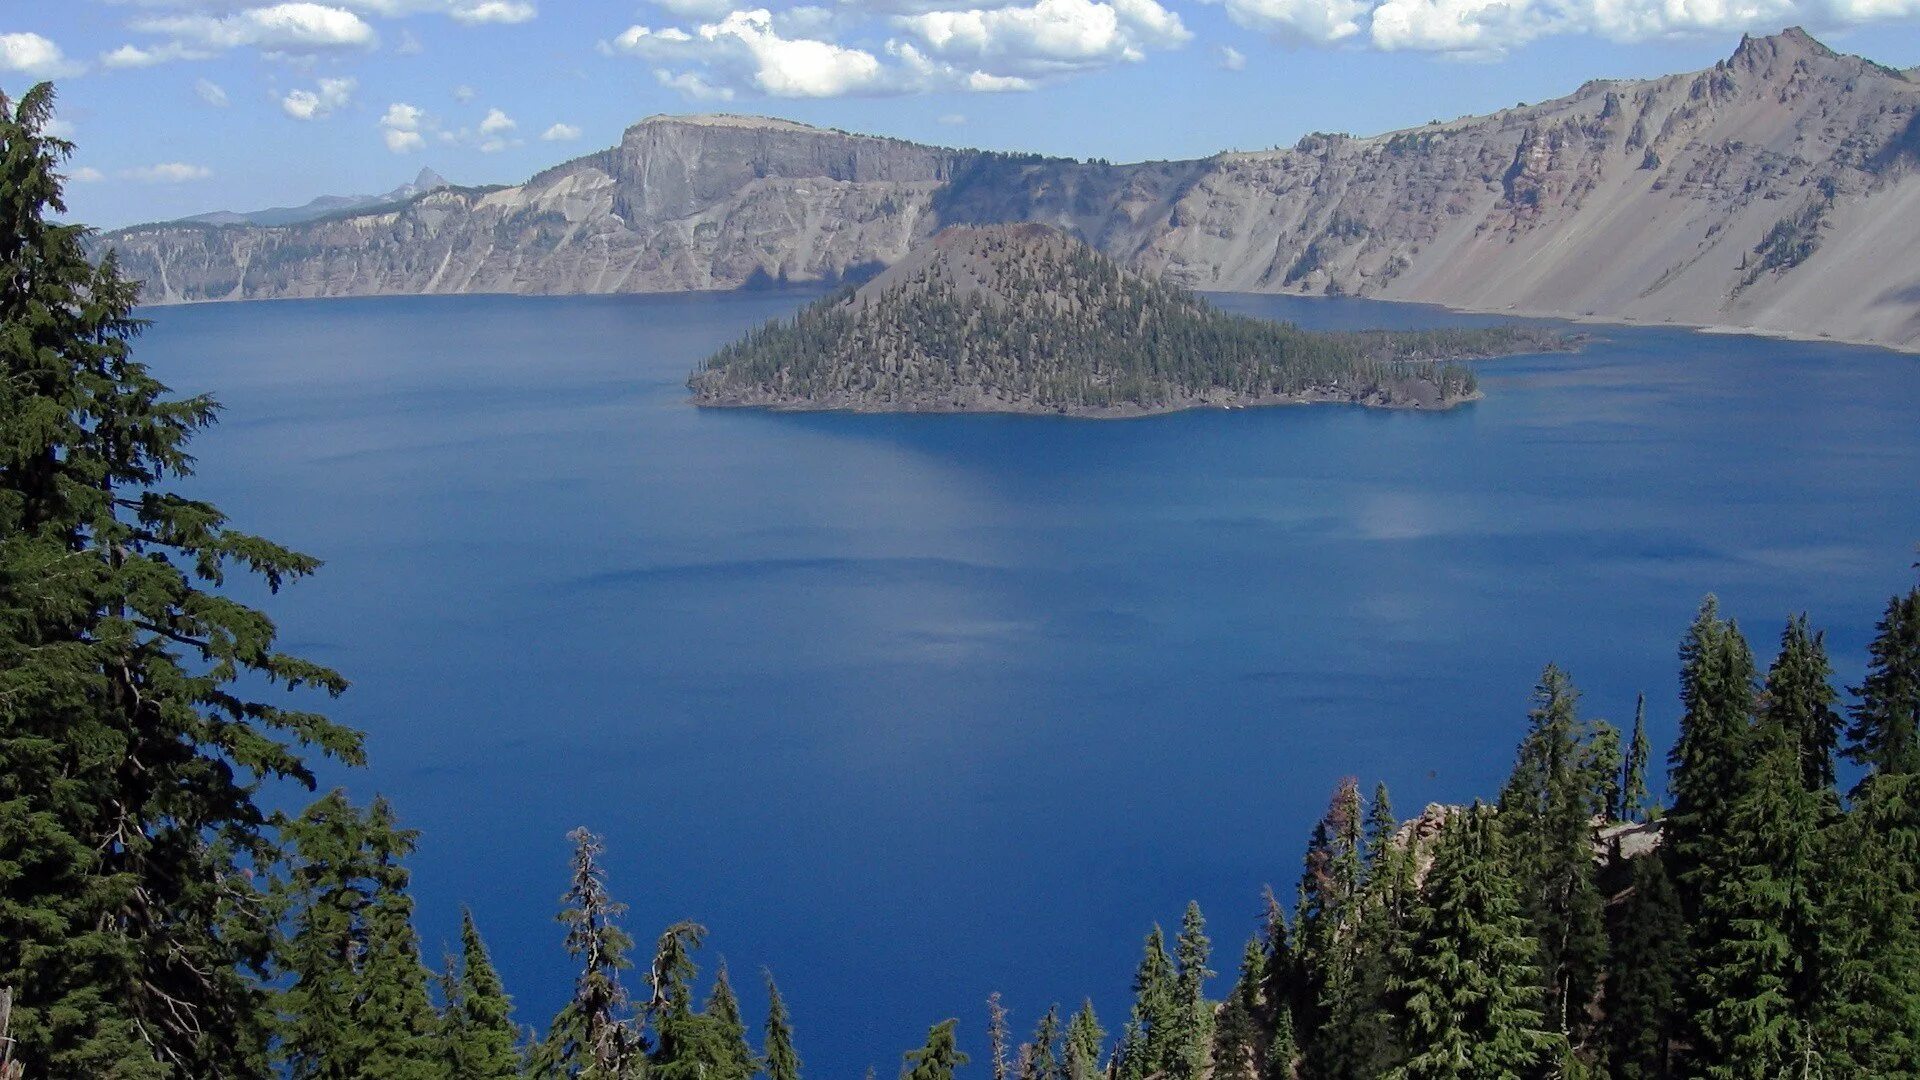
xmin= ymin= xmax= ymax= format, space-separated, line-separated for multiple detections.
xmin=101 ymin=30 xmax=1920 ymax=349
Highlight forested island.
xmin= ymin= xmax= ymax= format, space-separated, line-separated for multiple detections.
xmin=688 ymin=225 xmax=1566 ymax=417
xmin=8 ymin=86 xmax=1920 ymax=1080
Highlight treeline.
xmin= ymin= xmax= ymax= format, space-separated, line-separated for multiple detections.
xmin=688 ymin=228 xmax=1548 ymax=410
xmin=6 ymin=83 xmax=1920 ymax=1080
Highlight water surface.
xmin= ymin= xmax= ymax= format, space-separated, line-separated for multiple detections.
xmin=142 ymin=290 xmax=1920 ymax=1075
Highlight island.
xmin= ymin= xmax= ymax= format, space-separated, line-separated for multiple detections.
xmin=687 ymin=224 xmax=1568 ymax=417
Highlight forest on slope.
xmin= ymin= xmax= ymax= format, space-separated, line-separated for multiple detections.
xmin=8 ymin=86 xmax=1920 ymax=1080
xmin=688 ymin=225 xmax=1557 ymax=416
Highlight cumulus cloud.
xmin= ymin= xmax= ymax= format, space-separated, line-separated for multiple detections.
xmin=1216 ymin=43 xmax=1246 ymax=67
xmin=380 ymin=101 xmax=427 ymax=151
xmin=540 ymin=121 xmax=581 ymax=140
xmin=613 ymin=11 xmax=891 ymax=96
xmin=282 ymin=75 xmax=356 ymax=118
xmin=1 ymin=32 xmax=86 ymax=77
xmin=125 ymin=162 xmax=214 ymax=182
xmin=478 ymin=106 xmax=515 ymax=134
xmin=1208 ymin=0 xmax=1920 ymax=54
xmin=67 ymin=165 xmax=106 ymax=182
xmin=196 ymin=77 xmax=231 ymax=105
xmin=449 ymin=0 xmax=537 ymax=24
xmin=115 ymin=3 xmax=376 ymax=66
xmin=894 ymin=0 xmax=1190 ymax=77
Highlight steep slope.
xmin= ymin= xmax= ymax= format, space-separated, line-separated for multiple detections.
xmin=99 ymin=30 xmax=1920 ymax=349
xmin=687 ymin=224 xmax=1562 ymax=416
xmin=180 ymin=168 xmax=450 ymax=227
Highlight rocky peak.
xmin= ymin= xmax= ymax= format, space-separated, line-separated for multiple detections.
xmin=1725 ymin=26 xmax=1846 ymax=80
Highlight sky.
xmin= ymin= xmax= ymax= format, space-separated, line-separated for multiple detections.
xmin=7 ymin=0 xmax=1920 ymax=228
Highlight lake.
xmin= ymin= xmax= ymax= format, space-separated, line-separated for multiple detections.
xmin=140 ymin=290 xmax=1920 ymax=1075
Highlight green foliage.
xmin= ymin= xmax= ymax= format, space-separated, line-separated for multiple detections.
xmin=1812 ymin=772 xmax=1920 ymax=1075
xmin=687 ymin=230 xmax=1559 ymax=413
xmin=1022 ymin=1004 xmax=1061 ymax=1080
xmin=1846 ymin=585 xmax=1920 ymax=785
xmin=533 ymin=829 xmax=640 ymax=1079
xmin=1767 ymin=615 xmax=1844 ymax=793
xmin=1211 ymin=938 xmax=1265 ymax=1080
xmin=1117 ymin=926 xmax=1177 ymax=1080
xmin=1386 ymin=808 xmax=1553 ymax=1080
xmin=765 ymin=973 xmax=804 ymax=1080
xmin=1064 ymin=1000 xmax=1105 ymax=1080
xmin=1168 ymin=902 xmax=1214 ymax=1080
xmin=1603 ymin=852 xmax=1686 ymax=1080
xmin=442 ymin=910 xmax=522 ymax=1080
xmin=903 ymin=1020 xmax=969 ymax=1080
xmin=0 ymin=82 xmax=357 ymax=1079
xmin=1620 ymin=694 xmax=1654 ymax=823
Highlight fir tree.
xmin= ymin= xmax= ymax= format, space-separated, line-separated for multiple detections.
xmin=988 ymin=992 xmax=1010 ymax=1080
xmin=1498 ymin=666 xmax=1608 ymax=1053
xmin=534 ymin=828 xmax=639 ymax=1079
xmin=0 ymin=84 xmax=358 ymax=1078
xmin=1169 ymin=902 xmax=1214 ymax=1080
xmin=1620 ymin=694 xmax=1653 ymax=823
xmin=277 ymin=791 xmax=386 ymax=1080
xmin=1666 ymin=598 xmax=1758 ymax=917
xmin=1295 ymin=779 xmax=1364 ymax=1076
xmin=903 ymin=1020 xmax=969 ymax=1080
xmin=1387 ymin=808 xmax=1552 ymax=1080
xmin=765 ymin=973 xmax=803 ymax=1080
xmin=1602 ymin=852 xmax=1686 ymax=1080
xmin=705 ymin=964 xmax=759 ymax=1080
xmin=1022 ymin=1004 xmax=1061 ymax=1080
xmin=1812 ymin=772 xmax=1920 ymax=1074
xmin=1846 ymin=586 xmax=1920 ymax=785
xmin=1064 ymin=1000 xmax=1105 ymax=1080
xmin=1119 ymin=926 xmax=1177 ymax=1080
xmin=347 ymin=799 xmax=442 ymax=1080
xmin=648 ymin=921 xmax=748 ymax=1080
xmin=442 ymin=910 xmax=521 ymax=1080
xmin=1765 ymin=615 xmax=1843 ymax=794
xmin=1211 ymin=938 xmax=1266 ymax=1080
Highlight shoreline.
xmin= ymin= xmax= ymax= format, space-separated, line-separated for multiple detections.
xmin=688 ymin=387 xmax=1486 ymax=419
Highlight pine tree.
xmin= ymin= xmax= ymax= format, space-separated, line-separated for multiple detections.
xmin=988 ymin=992 xmax=1010 ymax=1080
xmin=0 ymin=84 xmax=358 ymax=1078
xmin=1765 ymin=615 xmax=1843 ymax=794
xmin=648 ymin=921 xmax=746 ymax=1080
xmin=1620 ymin=694 xmax=1653 ymax=823
xmin=1602 ymin=852 xmax=1685 ymax=1080
xmin=903 ymin=1020 xmax=970 ymax=1080
xmin=347 ymin=799 xmax=442 ymax=1080
xmin=277 ymin=791 xmax=386 ymax=1080
xmin=1211 ymin=937 xmax=1266 ymax=1080
xmin=1812 ymin=772 xmax=1920 ymax=1074
xmin=705 ymin=964 xmax=759 ymax=1080
xmin=1119 ymin=926 xmax=1177 ymax=1080
xmin=1169 ymin=902 xmax=1213 ymax=1080
xmin=534 ymin=828 xmax=639 ymax=1079
xmin=1387 ymin=807 xmax=1552 ymax=1080
xmin=765 ymin=973 xmax=803 ymax=1080
xmin=1845 ymin=586 xmax=1920 ymax=785
xmin=1064 ymin=1000 xmax=1105 ymax=1080
xmin=1023 ymin=1004 xmax=1061 ymax=1080
xmin=1498 ymin=666 xmax=1607 ymax=1054
xmin=1295 ymin=779 xmax=1364 ymax=1076
xmin=442 ymin=910 xmax=520 ymax=1080
xmin=1668 ymin=598 xmax=1759 ymax=897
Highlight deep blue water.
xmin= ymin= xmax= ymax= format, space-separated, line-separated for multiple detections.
xmin=140 ymin=290 xmax=1920 ymax=1075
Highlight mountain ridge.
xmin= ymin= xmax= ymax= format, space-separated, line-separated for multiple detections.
xmin=176 ymin=167 xmax=451 ymax=228
xmin=98 ymin=28 xmax=1920 ymax=351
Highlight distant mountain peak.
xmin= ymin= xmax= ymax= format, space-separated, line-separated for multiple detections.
xmin=412 ymin=166 xmax=447 ymax=190
xmin=1728 ymin=25 xmax=1841 ymax=73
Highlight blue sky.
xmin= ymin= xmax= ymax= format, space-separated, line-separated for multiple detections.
xmin=7 ymin=0 xmax=1920 ymax=228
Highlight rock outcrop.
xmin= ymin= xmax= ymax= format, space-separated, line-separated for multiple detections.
xmin=99 ymin=29 xmax=1920 ymax=350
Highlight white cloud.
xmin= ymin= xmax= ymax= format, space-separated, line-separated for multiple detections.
xmin=380 ymin=101 xmax=427 ymax=151
xmin=453 ymin=83 xmax=476 ymax=102
xmin=196 ymin=77 xmax=231 ymax=105
xmin=67 ymin=165 xmax=106 ymax=182
xmin=894 ymin=0 xmax=1190 ymax=77
xmin=127 ymin=3 xmax=378 ymax=61
xmin=396 ymin=27 xmax=424 ymax=53
xmin=282 ymin=76 xmax=356 ymax=119
xmin=478 ymin=106 xmax=515 ymax=134
xmin=1202 ymin=0 xmax=1920 ymax=53
xmin=44 ymin=118 xmax=78 ymax=139
xmin=449 ymin=0 xmax=537 ymax=24
xmin=1 ymin=32 xmax=86 ymax=77
xmin=613 ymin=11 xmax=890 ymax=96
xmin=540 ymin=121 xmax=581 ymax=140
xmin=938 ymin=111 xmax=967 ymax=123
xmin=124 ymin=162 xmax=214 ymax=182
xmin=1216 ymin=43 xmax=1246 ymax=68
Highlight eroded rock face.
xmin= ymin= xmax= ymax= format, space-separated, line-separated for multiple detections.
xmin=100 ymin=30 xmax=1920 ymax=349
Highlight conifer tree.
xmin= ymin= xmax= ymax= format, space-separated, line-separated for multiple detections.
xmin=277 ymin=791 xmax=386 ymax=1080
xmin=1295 ymin=780 xmax=1364 ymax=1075
xmin=1602 ymin=853 xmax=1685 ymax=1080
xmin=1620 ymin=694 xmax=1653 ymax=823
xmin=1211 ymin=938 xmax=1266 ymax=1080
xmin=1667 ymin=598 xmax=1759 ymax=905
xmin=1845 ymin=586 xmax=1920 ymax=785
xmin=1023 ymin=1004 xmax=1061 ymax=1080
xmin=534 ymin=828 xmax=639 ymax=1079
xmin=0 ymin=84 xmax=359 ymax=1078
xmin=347 ymin=799 xmax=442 ymax=1080
xmin=1264 ymin=1009 xmax=1295 ymax=1080
xmin=1765 ymin=615 xmax=1843 ymax=793
xmin=706 ymin=964 xmax=759 ymax=1080
xmin=1498 ymin=666 xmax=1607 ymax=1053
xmin=1813 ymin=774 xmax=1920 ymax=1074
xmin=988 ymin=992 xmax=1010 ymax=1080
xmin=648 ymin=921 xmax=749 ymax=1080
xmin=1169 ymin=902 xmax=1213 ymax=1080
xmin=1064 ymin=1000 xmax=1105 ymax=1080
xmin=442 ymin=910 xmax=521 ymax=1080
xmin=1119 ymin=926 xmax=1177 ymax=1080
xmin=903 ymin=1020 xmax=969 ymax=1080
xmin=1387 ymin=808 xmax=1551 ymax=1080
xmin=765 ymin=973 xmax=803 ymax=1080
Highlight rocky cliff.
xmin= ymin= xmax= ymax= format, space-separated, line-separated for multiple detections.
xmin=100 ymin=29 xmax=1920 ymax=350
